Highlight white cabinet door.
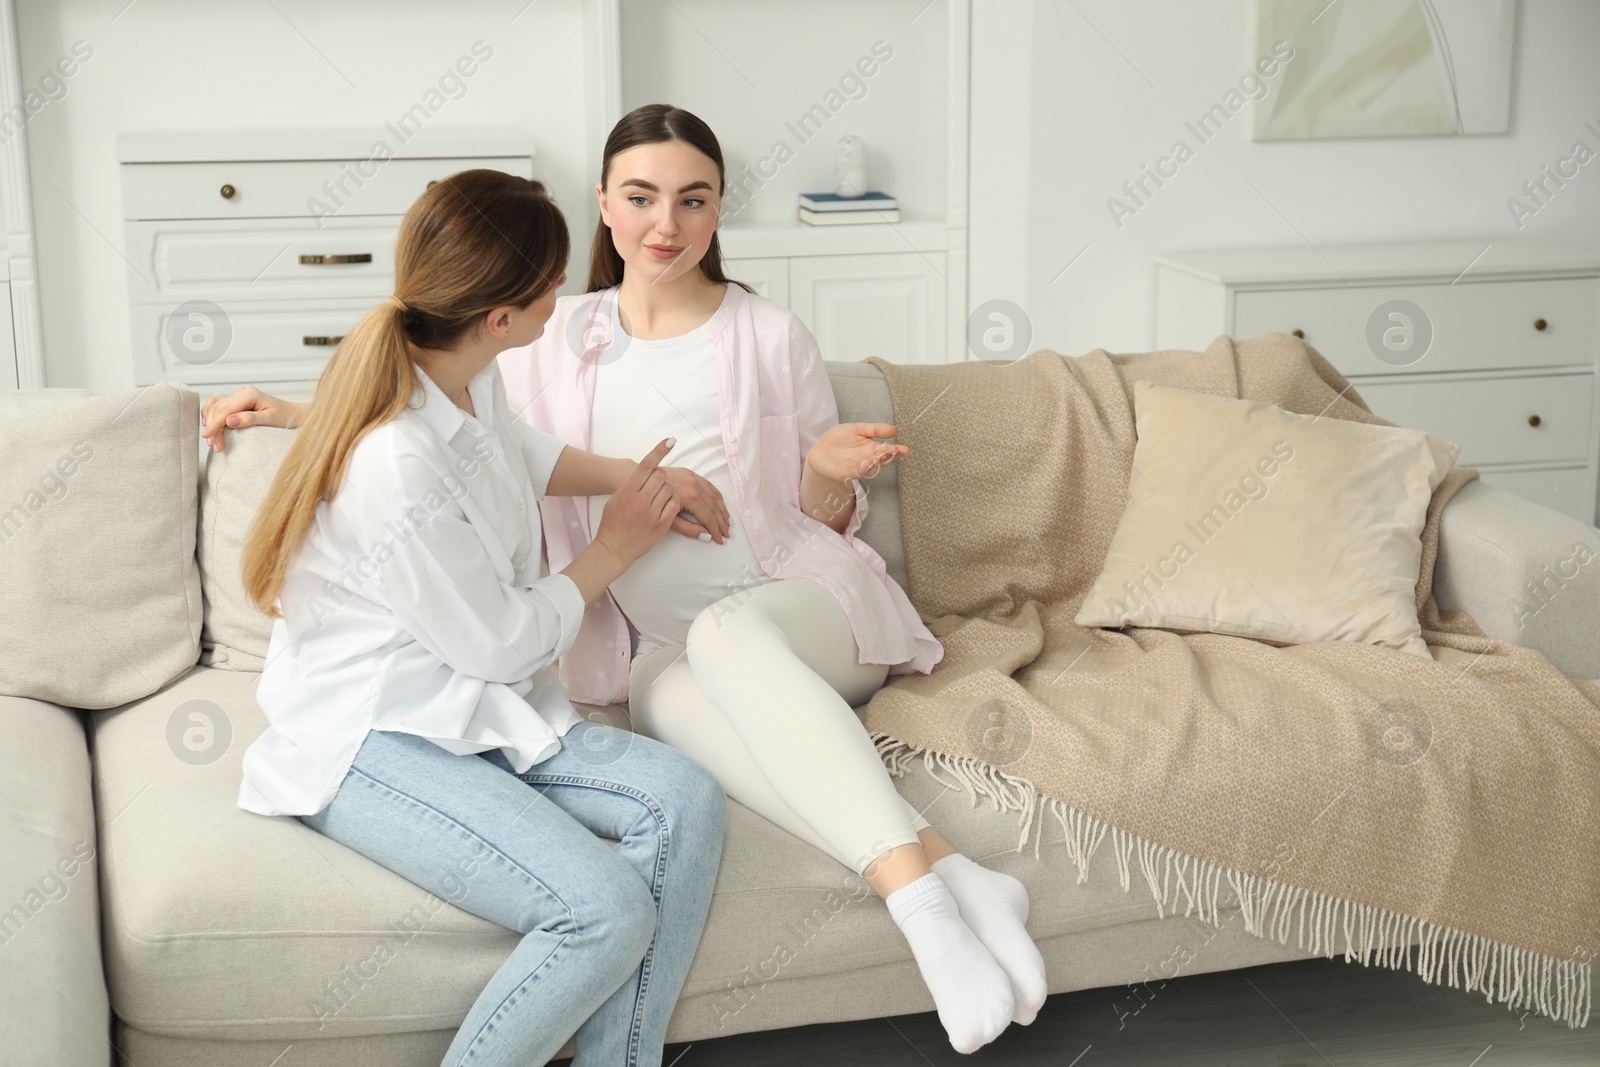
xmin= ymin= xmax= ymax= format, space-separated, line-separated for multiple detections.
xmin=789 ymin=252 xmax=948 ymax=364
xmin=723 ymin=257 xmax=789 ymax=306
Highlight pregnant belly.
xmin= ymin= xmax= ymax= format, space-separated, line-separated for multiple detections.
xmin=608 ymin=527 xmax=773 ymax=650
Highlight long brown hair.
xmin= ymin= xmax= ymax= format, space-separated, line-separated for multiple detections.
xmin=243 ymin=169 xmax=569 ymax=617
xmin=587 ymin=103 xmax=753 ymax=294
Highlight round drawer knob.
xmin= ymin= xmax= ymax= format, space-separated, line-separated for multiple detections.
xmin=219 ymin=183 xmax=236 ymax=200
xmin=1528 ymin=414 xmax=1542 ymax=428
xmin=1291 ymin=328 xmax=1305 ymax=339
xmin=1534 ymin=318 xmax=1547 ymax=331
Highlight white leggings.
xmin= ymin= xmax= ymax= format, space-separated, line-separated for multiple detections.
xmin=627 ymin=577 xmax=932 ymax=875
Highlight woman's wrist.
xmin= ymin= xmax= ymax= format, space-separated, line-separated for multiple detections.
xmin=562 ymin=537 xmax=631 ymax=606
xmin=549 ymin=450 xmax=637 ymax=498
xmin=804 ymin=447 xmax=852 ymax=484
xmin=606 ymin=455 xmax=634 ymax=494
xmin=800 ymin=453 xmax=856 ymax=531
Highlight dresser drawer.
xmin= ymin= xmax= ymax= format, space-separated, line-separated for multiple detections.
xmin=1475 ymin=467 xmax=1595 ymax=521
xmin=132 ymin=299 xmax=376 ymax=386
xmin=121 ymin=155 xmax=533 ymax=220
xmin=1354 ymin=374 xmax=1594 ymax=466
xmin=1234 ymin=278 xmax=1598 ymax=376
xmin=126 ymin=218 xmax=400 ymax=304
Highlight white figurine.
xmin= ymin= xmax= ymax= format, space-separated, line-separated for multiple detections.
xmin=834 ymin=135 xmax=868 ymax=198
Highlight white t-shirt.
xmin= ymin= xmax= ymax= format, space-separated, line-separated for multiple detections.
xmin=587 ymin=292 xmax=772 ymax=656
xmin=238 ymin=359 xmax=587 ymax=818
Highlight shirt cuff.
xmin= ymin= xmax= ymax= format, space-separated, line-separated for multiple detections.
xmin=845 ymin=476 xmax=870 ymax=539
xmin=536 ymin=570 xmax=588 ymax=661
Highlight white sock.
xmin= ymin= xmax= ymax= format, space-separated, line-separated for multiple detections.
xmin=932 ymin=853 xmax=1049 ymax=1025
xmin=884 ymin=872 xmax=1014 ymax=1054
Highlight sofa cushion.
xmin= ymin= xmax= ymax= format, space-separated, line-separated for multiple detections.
xmin=91 ymin=666 xmax=1180 ymax=1042
xmin=198 ymin=426 xmax=298 ymax=671
xmin=114 ymin=916 xmax=1316 ymax=1063
xmin=0 ymin=695 xmax=111 ymax=1064
xmin=0 ymin=384 xmax=201 ymax=708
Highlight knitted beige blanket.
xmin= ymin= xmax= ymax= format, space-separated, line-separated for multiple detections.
xmin=862 ymin=334 xmax=1600 ymax=1028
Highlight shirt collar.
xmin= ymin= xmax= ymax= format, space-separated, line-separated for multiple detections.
xmin=412 ymin=359 xmax=497 ymax=443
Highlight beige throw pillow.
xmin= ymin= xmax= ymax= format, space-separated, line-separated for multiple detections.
xmin=1074 ymin=381 xmax=1460 ymax=657
xmin=0 ymin=384 xmax=202 ymax=708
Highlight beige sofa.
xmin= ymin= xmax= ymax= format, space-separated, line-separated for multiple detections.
xmin=3 ymin=362 xmax=1597 ymax=1066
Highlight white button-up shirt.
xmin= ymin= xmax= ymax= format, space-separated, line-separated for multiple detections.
xmin=237 ymin=358 xmax=587 ymax=818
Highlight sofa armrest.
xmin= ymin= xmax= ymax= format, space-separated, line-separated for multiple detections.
xmin=1433 ymin=479 xmax=1600 ymax=681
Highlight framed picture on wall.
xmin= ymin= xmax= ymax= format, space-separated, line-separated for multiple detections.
xmin=1253 ymin=0 xmax=1517 ymax=139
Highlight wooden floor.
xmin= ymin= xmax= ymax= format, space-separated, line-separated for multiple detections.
xmin=660 ymin=956 xmax=1599 ymax=1066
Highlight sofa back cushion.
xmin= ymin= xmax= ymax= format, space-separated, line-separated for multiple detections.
xmin=197 ymin=363 xmax=911 ymax=669
xmin=198 ymin=426 xmax=298 ymax=671
xmin=0 ymin=384 xmax=201 ymax=708
xmin=824 ymin=360 xmax=909 ymax=592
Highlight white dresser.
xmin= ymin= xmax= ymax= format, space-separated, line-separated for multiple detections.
xmin=1154 ymin=241 xmax=1600 ymax=525
xmin=116 ymin=129 xmax=534 ymax=398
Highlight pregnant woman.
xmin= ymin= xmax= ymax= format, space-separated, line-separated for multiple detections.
xmin=512 ymin=102 xmax=1047 ymax=1054
xmin=206 ymin=109 xmax=1048 ymax=1054
xmin=229 ymin=170 xmax=726 ymax=1067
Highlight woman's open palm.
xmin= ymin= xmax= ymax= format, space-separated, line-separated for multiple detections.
xmin=806 ymin=422 xmax=909 ymax=482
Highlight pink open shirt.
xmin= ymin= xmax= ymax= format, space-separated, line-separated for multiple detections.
xmin=496 ymin=283 xmax=943 ymax=706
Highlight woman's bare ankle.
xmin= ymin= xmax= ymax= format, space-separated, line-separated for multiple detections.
xmin=862 ymin=842 xmax=933 ymax=899
xmin=917 ymin=827 xmax=959 ymax=864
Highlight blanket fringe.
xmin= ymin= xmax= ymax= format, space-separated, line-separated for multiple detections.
xmin=870 ymin=732 xmax=1593 ymax=1029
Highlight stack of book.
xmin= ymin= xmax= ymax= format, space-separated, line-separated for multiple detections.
xmin=797 ymin=191 xmax=899 ymax=225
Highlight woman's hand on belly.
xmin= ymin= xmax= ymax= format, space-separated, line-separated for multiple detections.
xmin=660 ymin=466 xmax=731 ymax=544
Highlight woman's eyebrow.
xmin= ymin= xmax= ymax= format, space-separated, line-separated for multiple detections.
xmin=618 ymin=178 xmax=715 ymax=193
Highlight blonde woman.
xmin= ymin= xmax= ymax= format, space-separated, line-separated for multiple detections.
xmin=230 ymin=170 xmax=726 ymax=1067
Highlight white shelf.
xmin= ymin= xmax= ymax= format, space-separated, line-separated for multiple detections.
xmin=718 ymin=217 xmax=951 ymax=259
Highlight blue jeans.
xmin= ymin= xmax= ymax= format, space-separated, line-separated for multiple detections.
xmin=299 ymin=720 xmax=726 ymax=1067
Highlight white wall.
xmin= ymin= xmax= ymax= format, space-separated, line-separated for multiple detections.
xmin=983 ymin=0 xmax=1600 ymax=357
xmin=15 ymin=0 xmax=1600 ymax=386
xmin=967 ymin=0 xmax=1032 ymax=320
